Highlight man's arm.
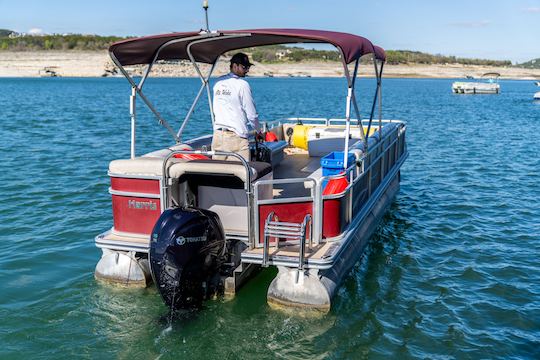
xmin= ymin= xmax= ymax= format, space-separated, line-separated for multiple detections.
xmin=240 ymin=82 xmax=260 ymax=131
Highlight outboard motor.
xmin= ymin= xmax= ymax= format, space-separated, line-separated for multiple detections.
xmin=149 ymin=206 xmax=230 ymax=309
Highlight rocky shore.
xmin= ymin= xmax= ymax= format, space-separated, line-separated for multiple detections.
xmin=1 ymin=51 xmax=539 ymax=79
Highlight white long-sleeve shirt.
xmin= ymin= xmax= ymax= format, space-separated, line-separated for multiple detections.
xmin=212 ymin=73 xmax=259 ymax=138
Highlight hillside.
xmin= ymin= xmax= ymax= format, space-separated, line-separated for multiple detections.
xmin=516 ymin=58 xmax=540 ymax=69
xmin=2 ymin=31 xmax=539 ymax=70
xmin=0 ymin=32 xmax=516 ymax=67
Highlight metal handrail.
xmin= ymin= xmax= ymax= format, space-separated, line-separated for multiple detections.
xmin=262 ymin=212 xmax=312 ymax=273
xmin=254 ymin=176 xmax=319 ymax=247
xmin=296 ymin=214 xmax=312 ymax=282
xmin=159 ymin=149 xmax=254 ymax=241
xmin=262 ymin=212 xmax=275 ymax=267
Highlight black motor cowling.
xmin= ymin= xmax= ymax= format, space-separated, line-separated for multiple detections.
xmin=149 ymin=206 xmax=228 ymax=309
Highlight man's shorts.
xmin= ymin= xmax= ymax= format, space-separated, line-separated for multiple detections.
xmin=211 ymin=129 xmax=250 ymax=161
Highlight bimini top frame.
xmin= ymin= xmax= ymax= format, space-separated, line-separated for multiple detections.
xmin=108 ymin=29 xmax=386 ymax=165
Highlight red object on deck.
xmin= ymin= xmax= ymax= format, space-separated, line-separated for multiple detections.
xmin=265 ymin=131 xmax=278 ymax=142
xmin=323 ymin=199 xmax=341 ymax=238
xmin=323 ymin=175 xmax=349 ymax=195
xmin=172 ymin=153 xmax=209 ymax=160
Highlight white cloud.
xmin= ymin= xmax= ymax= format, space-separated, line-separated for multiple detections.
xmin=28 ymin=28 xmax=43 ymax=35
xmin=448 ymin=20 xmax=491 ymax=28
xmin=524 ymin=7 xmax=540 ymax=13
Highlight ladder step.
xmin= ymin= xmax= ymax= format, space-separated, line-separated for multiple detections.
xmin=265 ymin=234 xmax=303 ymax=240
xmin=266 ymin=224 xmax=302 ymax=232
xmin=265 ymin=230 xmax=302 ymax=237
xmin=268 ymin=221 xmax=302 ymax=227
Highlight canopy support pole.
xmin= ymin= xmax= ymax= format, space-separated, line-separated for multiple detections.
xmin=349 ymin=60 xmax=366 ymax=146
xmin=378 ymin=61 xmax=384 ymax=134
xmin=177 ymin=59 xmax=218 ymax=140
xmin=340 ymin=56 xmax=359 ymax=169
xmin=365 ymin=53 xmax=384 ymax=145
xmin=184 ymin=34 xmax=252 ymax=133
xmin=110 ymin=51 xmax=180 ymax=144
xmin=130 ymin=86 xmax=136 ymax=158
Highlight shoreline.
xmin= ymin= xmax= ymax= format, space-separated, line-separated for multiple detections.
xmin=1 ymin=51 xmax=540 ymax=80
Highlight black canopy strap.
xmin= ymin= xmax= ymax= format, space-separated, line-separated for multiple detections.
xmin=365 ymin=44 xmax=384 ymax=150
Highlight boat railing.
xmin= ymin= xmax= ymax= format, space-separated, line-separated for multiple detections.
xmin=315 ymin=123 xmax=407 ymax=241
xmin=253 ymin=177 xmax=319 ymax=249
xmin=262 ymin=117 xmax=398 ymax=131
xmin=160 ymin=149 xmax=256 ymax=241
xmin=261 ymin=212 xmax=312 ymax=274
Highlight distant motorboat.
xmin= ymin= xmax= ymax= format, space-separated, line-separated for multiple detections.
xmin=452 ymin=72 xmax=500 ymax=94
xmin=39 ymin=66 xmax=59 ymax=77
xmin=534 ymin=91 xmax=540 ymax=100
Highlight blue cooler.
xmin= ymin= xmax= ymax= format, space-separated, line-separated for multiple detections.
xmin=321 ymin=152 xmax=355 ymax=190
xmin=321 ymin=151 xmax=356 ymax=176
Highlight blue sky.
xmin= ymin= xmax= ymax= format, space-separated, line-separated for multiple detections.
xmin=1 ymin=0 xmax=539 ymax=63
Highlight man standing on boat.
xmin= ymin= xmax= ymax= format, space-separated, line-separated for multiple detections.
xmin=212 ymin=52 xmax=260 ymax=161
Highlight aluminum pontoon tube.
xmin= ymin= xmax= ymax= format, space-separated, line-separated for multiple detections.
xmin=267 ymin=174 xmax=400 ymax=312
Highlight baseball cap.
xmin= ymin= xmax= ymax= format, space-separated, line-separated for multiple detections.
xmin=230 ymin=53 xmax=254 ymax=67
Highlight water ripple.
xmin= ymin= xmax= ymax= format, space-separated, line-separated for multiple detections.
xmin=1 ymin=78 xmax=539 ymax=358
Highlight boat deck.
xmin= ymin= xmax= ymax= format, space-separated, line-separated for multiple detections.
xmin=271 ymin=151 xmax=322 ymax=198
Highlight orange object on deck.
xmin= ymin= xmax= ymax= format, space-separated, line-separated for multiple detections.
xmin=172 ymin=153 xmax=209 ymax=160
xmin=323 ymin=174 xmax=349 ymax=195
xmin=265 ymin=131 xmax=278 ymax=142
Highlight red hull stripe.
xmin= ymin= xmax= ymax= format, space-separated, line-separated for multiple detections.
xmin=111 ymin=177 xmax=160 ymax=194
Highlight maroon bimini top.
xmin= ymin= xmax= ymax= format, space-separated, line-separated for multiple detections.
xmin=109 ymin=28 xmax=386 ymax=66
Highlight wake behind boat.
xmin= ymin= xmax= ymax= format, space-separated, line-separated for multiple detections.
xmin=93 ymin=8 xmax=408 ymax=313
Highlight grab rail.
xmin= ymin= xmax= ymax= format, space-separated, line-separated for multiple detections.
xmin=254 ymin=177 xmax=320 ymax=247
xmin=160 ymin=149 xmax=255 ymax=241
xmin=262 ymin=211 xmax=312 ymax=280
xmin=297 ymin=214 xmax=312 ymax=282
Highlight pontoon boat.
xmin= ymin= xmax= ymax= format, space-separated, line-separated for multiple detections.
xmin=94 ymin=21 xmax=408 ymax=313
xmin=452 ymin=72 xmax=501 ymax=94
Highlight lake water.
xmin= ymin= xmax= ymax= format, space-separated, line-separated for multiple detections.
xmin=0 ymin=77 xmax=539 ymax=359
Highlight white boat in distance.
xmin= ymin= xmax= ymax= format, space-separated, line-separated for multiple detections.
xmin=94 ymin=10 xmax=408 ymax=313
xmin=534 ymin=92 xmax=540 ymax=100
xmin=452 ymin=72 xmax=501 ymax=94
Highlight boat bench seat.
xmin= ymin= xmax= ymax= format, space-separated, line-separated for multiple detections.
xmin=108 ymin=155 xmax=272 ymax=182
xmin=109 ymin=157 xmax=184 ymax=177
xmin=108 ymin=144 xmax=194 ymax=177
xmin=169 ymin=159 xmax=272 ymax=184
xmin=169 ymin=160 xmax=273 ymax=236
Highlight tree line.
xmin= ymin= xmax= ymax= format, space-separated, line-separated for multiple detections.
xmin=0 ymin=31 xmax=523 ymax=67
xmin=0 ymin=31 xmax=122 ymax=51
xmin=249 ymin=46 xmax=512 ymax=67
